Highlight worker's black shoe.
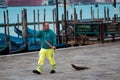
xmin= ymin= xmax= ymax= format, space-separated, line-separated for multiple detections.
xmin=50 ymin=70 xmax=56 ymax=74
xmin=32 ymin=70 xmax=41 ymax=74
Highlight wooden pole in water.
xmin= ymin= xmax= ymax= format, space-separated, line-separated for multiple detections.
xmin=66 ymin=10 xmax=69 ymax=20
xmin=97 ymin=8 xmax=99 ymax=19
xmin=64 ymin=0 xmax=67 ymax=43
xmin=3 ymin=11 xmax=7 ymax=43
xmin=107 ymin=7 xmax=109 ymax=20
xmin=54 ymin=8 xmax=56 ymax=22
xmin=80 ymin=9 xmax=82 ymax=20
xmin=62 ymin=14 xmax=64 ymax=20
xmin=22 ymin=8 xmax=28 ymax=49
xmin=119 ymin=7 xmax=120 ymax=16
xmin=52 ymin=9 xmax=54 ymax=22
xmin=62 ymin=13 xmax=65 ymax=44
xmin=93 ymin=9 xmax=94 ymax=20
xmin=91 ymin=6 xmax=93 ymax=20
xmin=33 ymin=10 xmax=36 ymax=43
xmin=52 ymin=9 xmax=56 ymax=32
xmin=17 ymin=14 xmax=19 ymax=28
xmin=37 ymin=9 xmax=40 ymax=31
xmin=6 ymin=10 xmax=11 ymax=50
xmin=44 ymin=8 xmax=46 ymax=22
xmin=56 ymin=0 xmax=60 ymax=44
xmin=17 ymin=14 xmax=20 ymax=38
xmin=74 ymin=7 xmax=77 ymax=21
xmin=54 ymin=8 xmax=57 ymax=33
xmin=104 ymin=7 xmax=106 ymax=21
xmin=76 ymin=13 xmax=77 ymax=21
xmin=52 ymin=9 xmax=55 ymax=32
xmin=6 ymin=10 xmax=10 ymax=41
xmin=113 ymin=0 xmax=117 ymax=21
xmin=71 ymin=14 xmax=73 ymax=20
xmin=3 ymin=11 xmax=9 ymax=55
xmin=95 ymin=3 xmax=99 ymax=20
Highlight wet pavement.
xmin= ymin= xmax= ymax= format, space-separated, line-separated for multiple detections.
xmin=0 ymin=42 xmax=120 ymax=80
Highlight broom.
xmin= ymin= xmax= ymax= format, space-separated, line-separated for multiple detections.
xmin=45 ymin=41 xmax=90 ymax=71
xmin=71 ymin=64 xmax=90 ymax=70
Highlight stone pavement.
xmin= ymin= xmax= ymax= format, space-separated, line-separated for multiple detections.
xmin=0 ymin=42 xmax=120 ymax=80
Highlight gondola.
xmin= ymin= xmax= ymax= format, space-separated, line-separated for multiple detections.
xmin=0 ymin=43 xmax=9 ymax=55
xmin=14 ymin=26 xmax=41 ymax=51
xmin=9 ymin=35 xmax=28 ymax=54
xmin=0 ymin=33 xmax=28 ymax=55
xmin=56 ymin=43 xmax=71 ymax=49
xmin=10 ymin=43 xmax=28 ymax=54
xmin=14 ymin=26 xmax=34 ymax=38
xmin=0 ymin=33 xmax=9 ymax=55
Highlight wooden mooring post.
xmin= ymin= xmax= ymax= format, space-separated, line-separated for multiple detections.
xmin=17 ymin=14 xmax=20 ymax=38
xmin=97 ymin=8 xmax=99 ymax=19
xmin=74 ymin=7 xmax=77 ymax=21
xmin=93 ymin=9 xmax=94 ymax=20
xmin=91 ymin=6 xmax=93 ymax=20
xmin=80 ymin=9 xmax=82 ymax=20
xmin=52 ymin=8 xmax=56 ymax=33
xmin=100 ymin=23 xmax=104 ymax=43
xmin=22 ymin=8 xmax=28 ymax=50
xmin=33 ymin=10 xmax=36 ymax=43
xmin=3 ymin=11 xmax=7 ymax=43
xmin=104 ymin=7 xmax=106 ymax=21
xmin=44 ymin=8 xmax=46 ymax=22
xmin=71 ymin=14 xmax=73 ymax=20
xmin=107 ymin=7 xmax=110 ymax=20
xmin=113 ymin=0 xmax=117 ymax=21
xmin=6 ymin=10 xmax=12 ymax=50
xmin=6 ymin=10 xmax=10 ymax=42
xmin=64 ymin=0 xmax=67 ymax=43
xmin=37 ymin=9 xmax=40 ymax=31
xmin=66 ymin=10 xmax=69 ymax=20
xmin=56 ymin=0 xmax=60 ymax=44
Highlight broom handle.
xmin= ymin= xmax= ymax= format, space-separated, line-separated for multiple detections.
xmin=46 ymin=40 xmax=75 ymax=68
xmin=45 ymin=41 xmax=65 ymax=57
xmin=45 ymin=40 xmax=53 ymax=48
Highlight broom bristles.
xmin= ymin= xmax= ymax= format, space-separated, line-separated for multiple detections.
xmin=71 ymin=64 xmax=90 ymax=70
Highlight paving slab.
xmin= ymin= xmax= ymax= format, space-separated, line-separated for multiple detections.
xmin=0 ymin=42 xmax=120 ymax=80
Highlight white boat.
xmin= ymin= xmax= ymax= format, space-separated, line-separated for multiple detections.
xmin=0 ymin=3 xmax=7 ymax=8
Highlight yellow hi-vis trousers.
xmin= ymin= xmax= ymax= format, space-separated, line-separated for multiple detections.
xmin=36 ymin=48 xmax=56 ymax=72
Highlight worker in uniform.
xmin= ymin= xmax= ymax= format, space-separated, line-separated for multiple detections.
xmin=32 ymin=22 xmax=57 ymax=74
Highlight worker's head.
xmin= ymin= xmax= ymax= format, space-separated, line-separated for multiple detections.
xmin=43 ymin=22 xmax=49 ymax=30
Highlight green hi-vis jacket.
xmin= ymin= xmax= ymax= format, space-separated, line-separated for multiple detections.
xmin=36 ymin=29 xmax=57 ymax=49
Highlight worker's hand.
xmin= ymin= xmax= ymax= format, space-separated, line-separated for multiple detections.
xmin=52 ymin=46 xmax=56 ymax=50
